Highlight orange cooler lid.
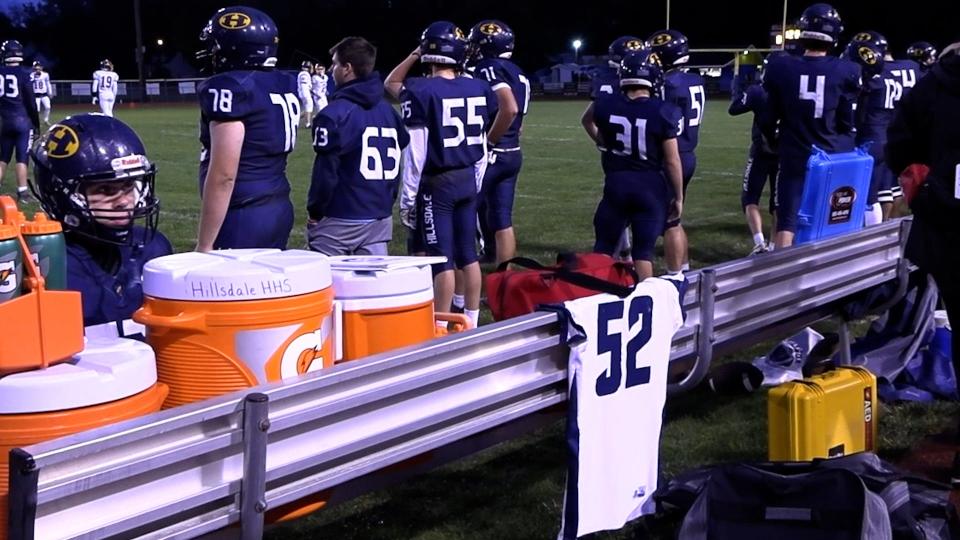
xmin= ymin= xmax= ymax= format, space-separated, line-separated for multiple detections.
xmin=0 ymin=337 xmax=158 ymax=413
xmin=142 ymin=249 xmax=332 ymax=302
xmin=20 ymin=212 xmax=63 ymax=235
xmin=0 ymin=221 xmax=17 ymax=240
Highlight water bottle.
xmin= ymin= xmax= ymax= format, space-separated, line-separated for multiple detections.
xmin=0 ymin=220 xmax=22 ymax=302
xmin=21 ymin=213 xmax=67 ymax=290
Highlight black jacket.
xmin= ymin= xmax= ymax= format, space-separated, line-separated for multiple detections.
xmin=887 ymin=45 xmax=960 ymax=292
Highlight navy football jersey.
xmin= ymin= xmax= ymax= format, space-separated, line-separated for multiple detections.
xmin=590 ymin=65 xmax=620 ymax=100
xmin=66 ymin=229 xmax=173 ymax=327
xmin=663 ymin=69 xmax=706 ymax=153
xmin=474 ymin=57 xmax=530 ymax=149
xmin=763 ymin=55 xmax=862 ymax=159
xmin=400 ymin=76 xmax=498 ymax=175
xmin=593 ymin=92 xmax=682 ymax=174
xmin=308 ymin=73 xmax=410 ymax=220
xmin=729 ymin=79 xmax=775 ymax=155
xmin=0 ymin=65 xmax=38 ymax=131
xmin=198 ymin=69 xmax=300 ymax=205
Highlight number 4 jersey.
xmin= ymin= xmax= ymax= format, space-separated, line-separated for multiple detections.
xmin=558 ymin=275 xmax=686 ymax=539
xmin=198 ymin=70 xmax=300 ymax=206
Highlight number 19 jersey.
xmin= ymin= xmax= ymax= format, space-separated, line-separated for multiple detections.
xmin=400 ymin=76 xmax=498 ymax=175
xmin=198 ymin=70 xmax=300 ymax=205
xmin=558 ymin=276 xmax=686 ymax=539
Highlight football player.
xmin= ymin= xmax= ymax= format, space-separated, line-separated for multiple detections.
xmin=648 ymin=29 xmax=704 ymax=272
xmin=843 ymin=33 xmax=888 ymax=225
xmin=31 ymin=114 xmax=172 ymax=326
xmin=385 ymin=21 xmax=498 ymax=328
xmin=195 ymin=6 xmax=300 ymax=251
xmin=728 ymin=55 xmax=778 ymax=254
xmin=0 ymin=40 xmax=39 ymax=203
xmin=306 ymin=36 xmax=409 ymax=256
xmin=906 ymin=41 xmax=937 ymax=76
xmin=92 ymin=59 xmax=118 ymax=117
xmin=312 ymin=64 xmax=329 ymax=112
xmin=31 ymin=61 xmax=52 ymax=126
xmin=297 ymin=60 xmax=314 ymax=128
xmin=589 ymin=50 xmax=683 ymax=279
xmin=762 ymin=3 xmax=861 ymax=248
xmin=467 ymin=19 xmax=529 ymax=266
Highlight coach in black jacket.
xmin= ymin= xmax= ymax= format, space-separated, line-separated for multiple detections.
xmin=887 ymin=41 xmax=960 ymax=384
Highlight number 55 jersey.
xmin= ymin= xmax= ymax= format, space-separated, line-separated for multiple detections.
xmin=557 ymin=275 xmax=686 ymax=539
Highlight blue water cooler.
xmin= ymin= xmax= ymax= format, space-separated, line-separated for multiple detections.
xmin=794 ymin=146 xmax=874 ymax=245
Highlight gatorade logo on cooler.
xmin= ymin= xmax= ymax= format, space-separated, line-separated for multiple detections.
xmin=0 ymin=255 xmax=18 ymax=296
xmin=278 ymin=315 xmax=333 ymax=378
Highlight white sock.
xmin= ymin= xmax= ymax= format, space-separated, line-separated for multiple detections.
xmin=17 ymin=186 xmax=27 ymax=193
xmin=680 ymin=263 xmax=690 ymax=272
xmin=436 ymin=320 xmax=448 ymax=330
xmin=452 ymin=294 xmax=465 ymax=310
xmin=753 ymin=233 xmax=765 ymax=246
xmin=465 ymin=308 xmax=480 ymax=328
xmin=864 ymin=204 xmax=882 ymax=226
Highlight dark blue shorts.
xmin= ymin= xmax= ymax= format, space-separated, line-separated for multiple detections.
xmin=0 ymin=125 xmax=31 ymax=165
xmin=480 ymin=149 xmax=523 ymax=231
xmin=774 ymin=158 xmax=807 ymax=233
xmin=593 ymin=171 xmax=669 ymax=261
xmin=418 ymin=167 xmax=478 ymax=273
xmin=215 ymin=194 xmax=294 ymax=250
xmin=741 ymin=150 xmax=778 ymax=213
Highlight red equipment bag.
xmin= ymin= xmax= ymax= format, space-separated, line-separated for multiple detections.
xmin=485 ymin=253 xmax=638 ymax=321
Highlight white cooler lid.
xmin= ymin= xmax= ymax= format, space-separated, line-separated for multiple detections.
xmin=0 ymin=337 xmax=157 ymax=414
xmin=143 ymin=249 xmax=332 ymax=301
xmin=329 ymin=256 xmax=441 ymax=299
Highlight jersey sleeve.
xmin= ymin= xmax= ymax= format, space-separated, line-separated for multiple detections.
xmin=311 ymin=111 xmax=341 ymax=155
xmin=399 ymin=77 xmax=429 ymax=128
xmin=659 ymin=102 xmax=683 ymax=139
xmin=198 ymin=74 xmax=253 ymax=121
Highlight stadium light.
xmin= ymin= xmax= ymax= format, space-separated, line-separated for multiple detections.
xmin=571 ymin=39 xmax=583 ymax=85
xmin=156 ymin=39 xmax=164 ymax=46
xmin=572 ymin=39 xmax=582 ymax=51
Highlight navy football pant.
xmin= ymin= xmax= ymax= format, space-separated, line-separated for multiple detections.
xmin=741 ymin=150 xmax=778 ymax=213
xmin=418 ymin=167 xmax=478 ymax=273
xmin=0 ymin=126 xmax=31 ymax=164
xmin=594 ymin=171 xmax=669 ymax=262
xmin=479 ymin=149 xmax=523 ymax=231
xmin=215 ymin=194 xmax=294 ymax=250
xmin=774 ymin=158 xmax=807 ymax=233
xmin=665 ymin=151 xmax=696 ymax=229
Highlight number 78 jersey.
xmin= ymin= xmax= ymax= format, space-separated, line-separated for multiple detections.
xmin=557 ymin=276 xmax=686 ymax=538
xmin=198 ymin=70 xmax=300 ymax=201
xmin=400 ymin=76 xmax=498 ymax=175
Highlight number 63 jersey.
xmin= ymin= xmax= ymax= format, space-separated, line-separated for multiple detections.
xmin=198 ymin=70 xmax=300 ymax=204
xmin=557 ymin=275 xmax=686 ymax=540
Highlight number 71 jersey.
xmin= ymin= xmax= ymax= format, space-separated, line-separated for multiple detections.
xmin=198 ymin=70 xmax=300 ymax=200
xmin=557 ymin=276 xmax=686 ymax=539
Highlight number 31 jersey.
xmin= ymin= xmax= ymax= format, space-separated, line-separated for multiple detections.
xmin=558 ymin=276 xmax=686 ymax=539
xmin=198 ymin=70 xmax=300 ymax=205
xmin=399 ymin=76 xmax=498 ymax=175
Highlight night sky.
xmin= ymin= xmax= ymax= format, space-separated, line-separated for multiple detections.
xmin=3 ymin=0 xmax=959 ymax=78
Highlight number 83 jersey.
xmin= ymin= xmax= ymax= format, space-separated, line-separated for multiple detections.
xmin=198 ymin=70 xmax=300 ymax=204
xmin=400 ymin=76 xmax=498 ymax=175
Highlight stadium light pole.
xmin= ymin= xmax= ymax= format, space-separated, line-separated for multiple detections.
xmin=666 ymin=0 xmax=670 ymax=29
xmin=133 ymin=0 xmax=145 ymax=98
xmin=781 ymin=0 xmax=789 ymax=50
xmin=572 ymin=39 xmax=582 ymax=85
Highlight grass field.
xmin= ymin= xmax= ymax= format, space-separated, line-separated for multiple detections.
xmin=4 ymin=100 xmax=957 ymax=539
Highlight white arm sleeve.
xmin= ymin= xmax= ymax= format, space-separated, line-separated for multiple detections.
xmin=400 ymin=126 xmax=428 ymax=211
xmin=92 ymin=72 xmax=99 ymax=93
xmin=473 ymin=139 xmax=489 ymax=193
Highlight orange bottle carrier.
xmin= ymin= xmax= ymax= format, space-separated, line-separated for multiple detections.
xmin=134 ymin=249 xmax=336 ymax=408
xmin=0 ymin=196 xmax=83 ymax=376
xmin=0 ymin=337 xmax=168 ymax=538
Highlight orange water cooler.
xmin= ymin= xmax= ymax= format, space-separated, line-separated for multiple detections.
xmin=0 ymin=338 xmax=168 ymax=538
xmin=134 ymin=249 xmax=336 ymax=408
xmin=329 ymin=256 xmax=446 ymax=362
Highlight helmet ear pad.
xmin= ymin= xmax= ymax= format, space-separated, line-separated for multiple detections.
xmin=31 ymin=114 xmax=160 ymax=247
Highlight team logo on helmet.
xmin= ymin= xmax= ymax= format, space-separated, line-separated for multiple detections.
xmin=625 ymin=39 xmax=645 ymax=51
xmin=651 ymin=33 xmax=672 ymax=46
xmin=854 ymin=32 xmax=874 ymax=43
xmin=45 ymin=125 xmax=80 ymax=159
xmin=480 ymin=22 xmax=502 ymax=35
xmin=454 ymin=27 xmax=465 ymax=40
xmin=649 ymin=51 xmax=663 ymax=66
xmin=218 ymin=12 xmax=252 ymax=29
xmin=857 ymin=46 xmax=878 ymax=65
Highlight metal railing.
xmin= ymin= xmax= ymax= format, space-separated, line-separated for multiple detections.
xmin=7 ymin=219 xmax=910 ymax=540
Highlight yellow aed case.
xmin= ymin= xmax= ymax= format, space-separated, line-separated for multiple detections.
xmin=768 ymin=366 xmax=878 ymax=461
